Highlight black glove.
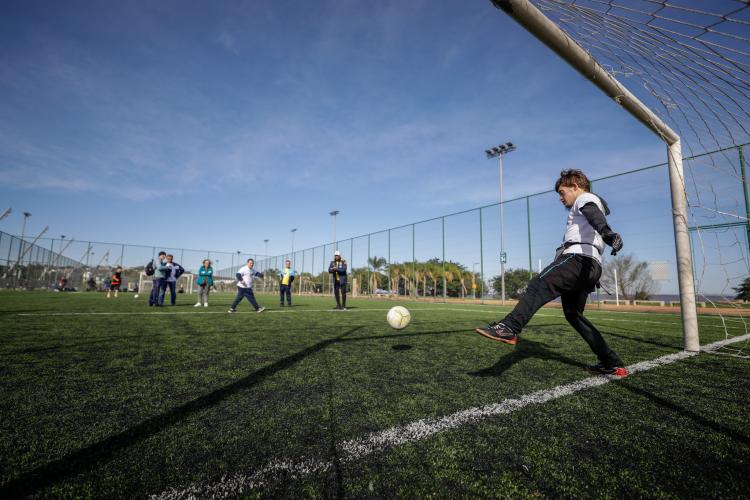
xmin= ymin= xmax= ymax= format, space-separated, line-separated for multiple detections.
xmin=603 ymin=232 xmax=623 ymax=255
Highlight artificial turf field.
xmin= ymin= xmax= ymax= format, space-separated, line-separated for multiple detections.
xmin=1 ymin=291 xmax=749 ymax=498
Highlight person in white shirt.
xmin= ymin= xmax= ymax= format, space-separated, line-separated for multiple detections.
xmin=475 ymin=169 xmax=627 ymax=377
xmin=228 ymin=258 xmax=266 ymax=313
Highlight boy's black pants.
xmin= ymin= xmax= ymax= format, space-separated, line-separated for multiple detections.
xmin=502 ymin=254 xmax=623 ymax=367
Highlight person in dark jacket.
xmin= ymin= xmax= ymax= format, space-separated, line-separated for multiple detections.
xmin=328 ymin=251 xmax=348 ymax=310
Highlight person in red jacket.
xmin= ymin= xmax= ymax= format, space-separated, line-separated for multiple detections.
xmin=107 ymin=266 xmax=122 ymax=298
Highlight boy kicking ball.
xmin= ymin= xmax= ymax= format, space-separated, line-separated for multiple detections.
xmin=228 ymin=258 xmax=266 ymax=314
xmin=475 ymin=169 xmax=628 ymax=377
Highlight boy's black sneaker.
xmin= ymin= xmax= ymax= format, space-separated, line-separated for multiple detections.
xmin=589 ymin=363 xmax=629 ymax=377
xmin=475 ymin=322 xmax=518 ymax=345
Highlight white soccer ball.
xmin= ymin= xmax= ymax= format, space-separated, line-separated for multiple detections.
xmin=134 ymin=294 xmax=139 ymax=299
xmin=387 ymin=306 xmax=411 ymax=330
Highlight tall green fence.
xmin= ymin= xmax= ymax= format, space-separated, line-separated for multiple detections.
xmin=2 ymin=144 xmax=748 ymax=301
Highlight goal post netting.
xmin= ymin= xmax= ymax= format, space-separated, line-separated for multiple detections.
xmin=491 ymin=0 xmax=750 ymax=355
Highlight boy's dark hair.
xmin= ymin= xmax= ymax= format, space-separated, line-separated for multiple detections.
xmin=167 ymin=254 xmax=173 ymax=258
xmin=158 ymin=251 xmax=167 ymax=257
xmin=247 ymin=258 xmax=254 ymax=263
xmin=555 ymin=169 xmax=591 ymax=192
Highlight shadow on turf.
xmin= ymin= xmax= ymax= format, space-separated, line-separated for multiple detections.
xmin=617 ymin=382 xmax=750 ymax=446
xmin=600 ymin=327 xmax=680 ymax=350
xmin=392 ymin=344 xmax=413 ymax=351
xmin=467 ymin=336 xmax=589 ymax=378
xmin=9 ymin=337 xmax=119 ymax=355
xmin=0 ymin=325 xmax=498 ymax=496
xmin=0 ymin=325 xmax=365 ymax=498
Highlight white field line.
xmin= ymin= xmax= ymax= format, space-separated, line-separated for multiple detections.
xmin=152 ymin=333 xmax=750 ymax=500
xmin=15 ymin=307 xmax=747 ymax=332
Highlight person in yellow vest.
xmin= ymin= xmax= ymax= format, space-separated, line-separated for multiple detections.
xmin=279 ymin=259 xmax=296 ymax=307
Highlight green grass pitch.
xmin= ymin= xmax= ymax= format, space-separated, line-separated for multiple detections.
xmin=1 ymin=291 xmax=749 ymax=498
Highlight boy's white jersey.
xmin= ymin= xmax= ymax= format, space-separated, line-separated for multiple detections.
xmin=561 ymin=192 xmax=605 ymax=264
xmin=236 ymin=265 xmax=258 ymax=288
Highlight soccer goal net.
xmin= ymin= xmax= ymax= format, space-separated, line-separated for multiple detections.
xmin=135 ymin=273 xmax=196 ymax=298
xmin=492 ymin=0 xmax=750 ymax=356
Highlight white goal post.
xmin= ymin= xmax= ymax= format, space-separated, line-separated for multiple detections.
xmin=135 ymin=272 xmax=196 ymax=297
xmin=491 ymin=0 xmax=699 ymax=351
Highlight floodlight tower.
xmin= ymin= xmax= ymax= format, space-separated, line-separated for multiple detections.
xmin=329 ymin=210 xmax=340 ymax=250
xmin=485 ymin=142 xmax=516 ymax=304
xmin=263 ymin=238 xmax=269 ymax=268
xmin=20 ymin=212 xmax=31 ymax=266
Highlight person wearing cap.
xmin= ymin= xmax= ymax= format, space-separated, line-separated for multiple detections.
xmin=328 ymin=250 xmax=348 ymax=310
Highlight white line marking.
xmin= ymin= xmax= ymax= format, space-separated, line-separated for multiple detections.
xmin=151 ymin=333 xmax=750 ymax=500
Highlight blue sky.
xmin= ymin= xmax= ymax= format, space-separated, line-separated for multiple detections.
xmin=1 ymin=0 xmax=675 ymax=264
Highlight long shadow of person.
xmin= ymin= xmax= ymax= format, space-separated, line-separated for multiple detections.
xmin=0 ymin=325 xmax=365 ymax=498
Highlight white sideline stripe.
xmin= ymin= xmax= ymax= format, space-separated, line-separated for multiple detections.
xmin=151 ymin=333 xmax=750 ymax=500
xmin=16 ymin=307 xmax=747 ymax=331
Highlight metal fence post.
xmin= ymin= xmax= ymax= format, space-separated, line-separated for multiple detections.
xmin=479 ymin=208 xmax=484 ymax=301
xmin=412 ymin=224 xmax=416 ymax=298
xmin=300 ymin=250 xmax=304 ymax=295
xmin=442 ymin=216 xmax=446 ymax=300
xmin=526 ymin=196 xmax=533 ymax=278
xmin=367 ymin=233 xmax=371 ymax=297
xmin=388 ymin=229 xmax=392 ymax=293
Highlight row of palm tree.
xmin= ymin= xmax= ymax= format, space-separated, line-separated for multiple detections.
xmin=353 ymin=256 xmax=482 ymax=298
xmin=252 ymin=257 xmax=484 ymax=298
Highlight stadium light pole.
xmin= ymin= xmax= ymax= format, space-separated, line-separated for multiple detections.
xmin=329 ymin=210 xmax=339 ymax=250
xmin=19 ymin=212 xmax=31 ymax=266
xmin=291 ymin=228 xmax=297 ymax=265
xmin=485 ymin=142 xmax=516 ymax=304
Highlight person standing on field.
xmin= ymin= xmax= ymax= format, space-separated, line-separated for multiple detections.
xmin=149 ymin=252 xmax=169 ymax=307
xmin=195 ymin=259 xmax=213 ymax=307
xmin=107 ymin=266 xmax=122 ymax=298
xmin=229 ymin=258 xmax=266 ymax=313
xmin=328 ymin=250 xmax=348 ymax=310
xmin=474 ymin=169 xmax=628 ymax=377
xmin=279 ymin=259 xmax=296 ymax=307
xmin=165 ymin=254 xmax=184 ymax=306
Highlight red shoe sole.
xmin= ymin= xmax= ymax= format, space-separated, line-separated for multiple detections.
xmin=613 ymin=367 xmax=629 ymax=377
xmin=474 ymin=328 xmax=517 ymax=345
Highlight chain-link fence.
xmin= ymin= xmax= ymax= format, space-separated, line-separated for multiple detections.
xmin=246 ymin=144 xmax=750 ymax=304
xmin=3 ymin=144 xmax=748 ymax=303
xmin=0 ymin=235 xmax=266 ymax=293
